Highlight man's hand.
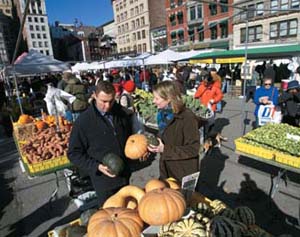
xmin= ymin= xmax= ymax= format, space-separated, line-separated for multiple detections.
xmin=147 ymin=138 xmax=164 ymax=153
xmin=98 ymin=164 xmax=116 ymax=178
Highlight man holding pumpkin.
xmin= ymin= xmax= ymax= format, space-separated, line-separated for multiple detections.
xmin=68 ymin=81 xmax=133 ymax=206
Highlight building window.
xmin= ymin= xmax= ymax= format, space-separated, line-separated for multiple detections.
xmin=43 ymin=34 xmax=47 ymax=39
xmin=40 ymin=50 xmax=43 ymax=54
xmin=126 ymin=23 xmax=129 ymax=31
xmin=44 ymin=41 xmax=48 ymax=47
xmin=133 ymin=45 xmax=137 ymax=52
xmin=126 ymin=35 xmax=130 ymax=43
xmin=135 ymin=6 xmax=139 ymax=15
xmin=247 ymin=4 xmax=255 ymax=18
xmin=220 ymin=21 xmax=228 ymax=38
xmin=139 ymin=3 xmax=144 ymax=12
xmin=32 ymin=41 xmax=36 ymax=47
xmin=178 ymin=0 xmax=183 ymax=6
xmin=131 ymin=20 xmax=135 ymax=30
xmin=117 ymin=15 xmax=120 ymax=22
xmin=138 ymin=44 xmax=142 ymax=52
xmin=132 ymin=33 xmax=136 ymax=41
xmin=34 ymin=17 xmax=38 ymax=22
xmin=220 ymin=0 xmax=228 ymax=12
xmin=271 ymin=0 xmax=278 ymax=13
xmin=188 ymin=27 xmax=195 ymax=41
xmin=142 ymin=30 xmax=146 ymax=38
xmin=136 ymin=19 xmax=140 ymax=28
xmin=177 ymin=11 xmax=183 ymax=24
xmin=197 ymin=5 xmax=202 ymax=18
xmin=28 ymin=16 xmax=32 ymax=22
xmin=210 ymin=25 xmax=217 ymax=40
xmin=122 ymin=25 xmax=125 ymax=33
xmin=270 ymin=19 xmax=298 ymax=38
xmin=141 ymin=16 xmax=145 ymax=26
xmin=291 ymin=0 xmax=300 ymax=8
xmin=36 ymin=25 xmax=40 ymax=31
xmin=130 ymin=8 xmax=134 ymax=16
xmin=241 ymin=25 xmax=262 ymax=43
xmin=169 ymin=14 xmax=176 ymax=26
xmin=124 ymin=11 xmax=127 ymax=19
xmin=142 ymin=43 xmax=147 ymax=52
xmin=137 ymin=31 xmax=141 ymax=40
xmin=41 ymin=25 xmax=45 ymax=31
xmin=31 ymin=33 xmax=35 ymax=39
xmin=29 ymin=25 xmax=33 ymax=30
xmin=198 ymin=28 xmax=204 ymax=41
xmin=209 ymin=3 xmax=217 ymax=16
xmin=40 ymin=17 xmax=44 ymax=23
xmin=256 ymin=2 xmax=264 ymax=15
xmin=281 ymin=0 xmax=289 ymax=10
xmin=170 ymin=0 xmax=175 ymax=9
xmin=37 ymin=33 xmax=41 ymax=39
xmin=190 ymin=6 xmax=196 ymax=21
xmin=45 ymin=50 xmax=49 ymax=55
xmin=39 ymin=42 xmax=43 ymax=47
xmin=118 ymin=26 xmax=121 ymax=34
xmin=171 ymin=31 xmax=177 ymax=46
xmin=178 ymin=30 xmax=184 ymax=44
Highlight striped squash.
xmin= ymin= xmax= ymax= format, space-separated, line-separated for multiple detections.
xmin=234 ymin=206 xmax=255 ymax=226
xmin=158 ymin=222 xmax=176 ymax=237
xmin=173 ymin=218 xmax=207 ymax=237
xmin=208 ymin=216 xmax=242 ymax=237
xmin=218 ymin=208 xmax=236 ymax=220
xmin=194 ymin=213 xmax=211 ymax=227
xmin=194 ymin=202 xmax=214 ymax=218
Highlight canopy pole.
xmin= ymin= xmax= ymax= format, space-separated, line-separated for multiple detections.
xmin=240 ymin=19 xmax=249 ymax=136
xmin=13 ymin=66 xmax=23 ymax=114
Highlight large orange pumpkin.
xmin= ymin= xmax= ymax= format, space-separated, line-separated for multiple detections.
xmin=138 ymin=188 xmax=186 ymax=225
xmin=87 ymin=207 xmax=143 ymax=237
xmin=124 ymin=134 xmax=148 ymax=159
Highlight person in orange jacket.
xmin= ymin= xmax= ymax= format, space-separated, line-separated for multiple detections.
xmin=194 ymin=71 xmax=223 ymax=112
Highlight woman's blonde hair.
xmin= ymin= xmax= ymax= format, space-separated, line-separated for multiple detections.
xmin=152 ymin=81 xmax=184 ymax=113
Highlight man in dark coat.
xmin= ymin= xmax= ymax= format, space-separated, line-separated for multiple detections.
xmin=67 ymin=81 xmax=133 ymax=206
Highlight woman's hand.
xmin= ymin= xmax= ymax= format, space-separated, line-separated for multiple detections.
xmin=98 ymin=164 xmax=116 ymax=178
xmin=147 ymin=138 xmax=164 ymax=153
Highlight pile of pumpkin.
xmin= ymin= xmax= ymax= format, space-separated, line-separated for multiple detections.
xmin=86 ymin=178 xmax=275 ymax=237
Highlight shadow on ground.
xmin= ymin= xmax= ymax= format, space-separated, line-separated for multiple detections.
xmin=197 ymin=148 xmax=300 ymax=236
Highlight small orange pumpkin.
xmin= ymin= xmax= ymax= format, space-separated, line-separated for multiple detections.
xmin=138 ymin=188 xmax=186 ymax=225
xmin=145 ymin=179 xmax=167 ymax=192
xmin=87 ymin=207 xmax=143 ymax=237
xmin=35 ymin=120 xmax=48 ymax=131
xmin=18 ymin=114 xmax=33 ymax=124
xmin=124 ymin=134 xmax=148 ymax=159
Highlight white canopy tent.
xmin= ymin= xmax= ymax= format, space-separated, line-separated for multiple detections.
xmin=144 ymin=49 xmax=179 ymax=65
xmin=4 ymin=49 xmax=70 ymax=77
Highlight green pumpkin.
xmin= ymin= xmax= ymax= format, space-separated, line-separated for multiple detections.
xmin=244 ymin=226 xmax=269 ymax=237
xmin=146 ymin=134 xmax=160 ymax=146
xmin=102 ymin=153 xmax=124 ymax=176
xmin=218 ymin=208 xmax=236 ymax=220
xmin=234 ymin=206 xmax=255 ymax=226
xmin=208 ymin=216 xmax=242 ymax=237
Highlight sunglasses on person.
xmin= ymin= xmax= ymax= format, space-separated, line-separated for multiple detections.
xmin=264 ymin=83 xmax=271 ymax=86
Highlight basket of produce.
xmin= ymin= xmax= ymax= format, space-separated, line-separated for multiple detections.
xmin=18 ymin=120 xmax=73 ymax=176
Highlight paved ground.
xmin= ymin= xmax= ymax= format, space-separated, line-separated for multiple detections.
xmin=0 ymin=96 xmax=300 ymax=236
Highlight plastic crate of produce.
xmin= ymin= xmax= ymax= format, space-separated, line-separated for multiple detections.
xmin=234 ymin=138 xmax=275 ymax=160
xmin=274 ymin=151 xmax=300 ymax=168
xmin=48 ymin=218 xmax=82 ymax=237
xmin=21 ymin=154 xmax=72 ymax=177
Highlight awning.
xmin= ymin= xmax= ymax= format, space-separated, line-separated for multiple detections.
xmin=209 ymin=22 xmax=218 ymax=28
xmin=189 ymin=44 xmax=300 ymax=63
xmin=190 ymin=59 xmax=214 ymax=64
xmin=197 ymin=25 xmax=204 ymax=32
xmin=216 ymin=57 xmax=245 ymax=64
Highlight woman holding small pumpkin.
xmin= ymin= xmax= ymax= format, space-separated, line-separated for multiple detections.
xmin=148 ymin=81 xmax=200 ymax=183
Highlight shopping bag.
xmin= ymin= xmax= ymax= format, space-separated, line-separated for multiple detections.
xmin=257 ymin=104 xmax=281 ymax=126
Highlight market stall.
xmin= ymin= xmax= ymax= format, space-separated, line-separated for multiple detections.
xmin=235 ymin=123 xmax=300 ymax=228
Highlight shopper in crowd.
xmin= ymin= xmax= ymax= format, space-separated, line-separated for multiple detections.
xmin=64 ymin=72 xmax=89 ymax=121
xmin=139 ymin=67 xmax=150 ymax=91
xmin=253 ymin=76 xmax=279 ymax=127
xmin=57 ymin=71 xmax=71 ymax=90
xmin=194 ymin=71 xmax=223 ymax=113
xmin=68 ymin=81 xmax=133 ymax=206
xmin=119 ymin=80 xmax=136 ymax=112
xmin=279 ymin=80 xmax=300 ymax=127
xmin=211 ymin=69 xmax=223 ymax=113
xmin=147 ymin=81 xmax=200 ymax=183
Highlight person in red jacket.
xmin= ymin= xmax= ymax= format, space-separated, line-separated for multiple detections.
xmin=139 ymin=68 xmax=150 ymax=91
xmin=194 ymin=71 xmax=223 ymax=112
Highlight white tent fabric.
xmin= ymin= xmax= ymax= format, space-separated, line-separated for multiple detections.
xmin=144 ymin=49 xmax=179 ymax=65
xmin=175 ymin=49 xmax=225 ymax=62
xmin=4 ymin=49 xmax=70 ymax=76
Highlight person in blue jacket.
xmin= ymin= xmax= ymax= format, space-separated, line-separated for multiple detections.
xmin=253 ymin=76 xmax=279 ymax=127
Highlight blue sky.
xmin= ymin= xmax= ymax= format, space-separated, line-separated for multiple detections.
xmin=45 ymin=0 xmax=114 ymax=26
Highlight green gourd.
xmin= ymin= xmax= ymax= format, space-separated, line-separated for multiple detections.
xmin=102 ymin=153 xmax=124 ymax=176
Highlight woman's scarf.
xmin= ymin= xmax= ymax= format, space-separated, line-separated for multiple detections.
xmin=157 ymin=105 xmax=174 ymax=134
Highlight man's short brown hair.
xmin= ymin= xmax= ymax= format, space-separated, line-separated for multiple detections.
xmin=95 ymin=81 xmax=115 ymax=96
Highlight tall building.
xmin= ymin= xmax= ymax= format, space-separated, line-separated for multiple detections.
xmin=166 ymin=0 xmax=233 ymax=51
xmin=233 ymin=0 xmax=300 ymax=49
xmin=0 ymin=0 xmax=16 ymax=64
xmin=99 ymin=20 xmax=118 ymax=59
xmin=14 ymin=0 xmax=53 ymax=56
xmin=112 ymin=0 xmax=166 ymax=55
